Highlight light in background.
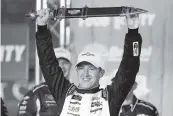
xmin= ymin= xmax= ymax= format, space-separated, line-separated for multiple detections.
xmin=60 ymin=0 xmax=65 ymax=48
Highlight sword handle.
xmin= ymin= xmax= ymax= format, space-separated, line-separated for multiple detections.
xmin=25 ymin=7 xmax=66 ymax=21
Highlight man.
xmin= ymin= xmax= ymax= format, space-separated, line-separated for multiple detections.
xmin=35 ymin=8 xmax=142 ymax=116
xmin=119 ymin=82 xmax=159 ymax=116
xmin=17 ymin=48 xmax=72 ymax=116
xmin=1 ymin=98 xmax=9 ymax=116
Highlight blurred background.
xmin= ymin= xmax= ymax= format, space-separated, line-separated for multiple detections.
xmin=1 ymin=0 xmax=173 ymax=115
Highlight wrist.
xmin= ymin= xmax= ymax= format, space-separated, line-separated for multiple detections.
xmin=37 ymin=23 xmax=48 ymax=26
xmin=127 ymin=16 xmax=139 ymax=29
xmin=37 ymin=25 xmax=48 ymax=33
xmin=128 ymin=28 xmax=138 ymax=34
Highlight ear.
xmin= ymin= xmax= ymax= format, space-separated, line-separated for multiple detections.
xmin=133 ymin=82 xmax=138 ymax=90
xmin=99 ymin=69 xmax=105 ymax=78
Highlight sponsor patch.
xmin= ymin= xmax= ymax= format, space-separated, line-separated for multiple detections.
xmin=19 ymin=106 xmax=26 ymax=111
xmin=19 ymin=111 xmax=26 ymax=114
xmin=82 ymin=52 xmax=95 ymax=56
xmin=92 ymin=97 xmax=100 ymax=100
xmin=47 ymin=104 xmax=57 ymax=107
xmin=45 ymin=101 xmax=56 ymax=104
xmin=68 ymin=9 xmax=81 ymax=15
xmin=91 ymin=101 xmax=102 ymax=107
xmin=71 ymin=95 xmax=82 ymax=101
xmin=45 ymin=94 xmax=54 ymax=101
xmin=23 ymin=96 xmax=30 ymax=100
xmin=70 ymin=101 xmax=81 ymax=105
xmin=137 ymin=114 xmax=149 ymax=116
xmin=133 ymin=42 xmax=139 ymax=56
xmin=21 ymin=100 xmax=28 ymax=105
xmin=68 ymin=106 xmax=80 ymax=112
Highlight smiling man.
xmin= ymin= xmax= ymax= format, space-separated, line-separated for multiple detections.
xmin=35 ymin=8 xmax=142 ymax=116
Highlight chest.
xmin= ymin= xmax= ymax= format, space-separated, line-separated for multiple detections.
xmin=60 ymin=91 xmax=110 ymax=116
xmin=36 ymin=89 xmax=59 ymax=115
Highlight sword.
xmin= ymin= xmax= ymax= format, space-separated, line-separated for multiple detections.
xmin=25 ymin=6 xmax=148 ymax=20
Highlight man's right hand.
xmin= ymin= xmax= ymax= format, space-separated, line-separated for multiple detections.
xmin=36 ymin=8 xmax=50 ymax=26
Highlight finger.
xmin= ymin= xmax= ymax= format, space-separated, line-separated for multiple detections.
xmin=44 ymin=9 xmax=50 ymax=18
xmin=38 ymin=9 xmax=45 ymax=17
xmin=37 ymin=10 xmax=41 ymax=16
xmin=126 ymin=13 xmax=138 ymax=19
xmin=125 ymin=7 xmax=131 ymax=18
xmin=45 ymin=8 xmax=50 ymax=14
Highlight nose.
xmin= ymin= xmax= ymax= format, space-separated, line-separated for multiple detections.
xmin=83 ymin=69 xmax=90 ymax=77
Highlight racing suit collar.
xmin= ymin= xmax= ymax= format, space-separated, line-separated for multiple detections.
xmin=76 ymin=86 xmax=101 ymax=94
xmin=130 ymin=95 xmax=138 ymax=112
xmin=122 ymin=95 xmax=138 ymax=112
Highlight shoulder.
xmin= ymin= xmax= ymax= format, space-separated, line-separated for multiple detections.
xmin=18 ymin=84 xmax=48 ymax=106
xmin=21 ymin=83 xmax=48 ymax=98
xmin=66 ymin=83 xmax=77 ymax=97
xmin=31 ymin=83 xmax=48 ymax=93
xmin=137 ymin=100 xmax=159 ymax=115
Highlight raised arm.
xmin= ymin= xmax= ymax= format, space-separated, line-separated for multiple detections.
xmin=108 ymin=14 xmax=142 ymax=115
xmin=35 ymin=9 xmax=70 ymax=102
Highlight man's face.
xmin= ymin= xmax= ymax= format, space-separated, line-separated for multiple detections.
xmin=76 ymin=62 xmax=104 ymax=90
xmin=57 ymin=58 xmax=72 ymax=79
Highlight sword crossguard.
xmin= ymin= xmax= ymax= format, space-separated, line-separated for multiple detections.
xmin=53 ymin=6 xmax=66 ymax=21
xmin=81 ymin=5 xmax=88 ymax=20
xmin=25 ymin=9 xmax=39 ymax=20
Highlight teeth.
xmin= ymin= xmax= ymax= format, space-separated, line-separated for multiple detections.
xmin=83 ymin=78 xmax=90 ymax=81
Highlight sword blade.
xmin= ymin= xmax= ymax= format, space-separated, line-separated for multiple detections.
xmin=60 ymin=6 xmax=148 ymax=19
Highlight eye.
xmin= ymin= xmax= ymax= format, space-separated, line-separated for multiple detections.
xmin=77 ymin=66 xmax=84 ymax=70
xmin=89 ymin=67 xmax=96 ymax=71
xmin=63 ymin=62 xmax=69 ymax=65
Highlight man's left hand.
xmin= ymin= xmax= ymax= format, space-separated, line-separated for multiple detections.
xmin=126 ymin=10 xmax=140 ymax=29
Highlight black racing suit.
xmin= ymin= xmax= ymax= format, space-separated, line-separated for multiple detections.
xmin=35 ymin=25 xmax=142 ymax=116
xmin=17 ymin=82 xmax=62 ymax=116
xmin=119 ymin=95 xmax=159 ymax=116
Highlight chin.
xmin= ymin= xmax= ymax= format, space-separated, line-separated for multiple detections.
xmin=79 ymin=84 xmax=91 ymax=89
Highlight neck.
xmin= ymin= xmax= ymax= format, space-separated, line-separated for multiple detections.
xmin=123 ymin=95 xmax=134 ymax=105
xmin=78 ymin=83 xmax=99 ymax=90
xmin=77 ymin=86 xmax=100 ymax=94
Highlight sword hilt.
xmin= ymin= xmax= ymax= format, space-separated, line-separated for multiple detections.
xmin=25 ymin=9 xmax=39 ymax=20
xmin=25 ymin=7 xmax=66 ymax=21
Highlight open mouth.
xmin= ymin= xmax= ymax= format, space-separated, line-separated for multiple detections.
xmin=82 ymin=78 xmax=91 ymax=81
